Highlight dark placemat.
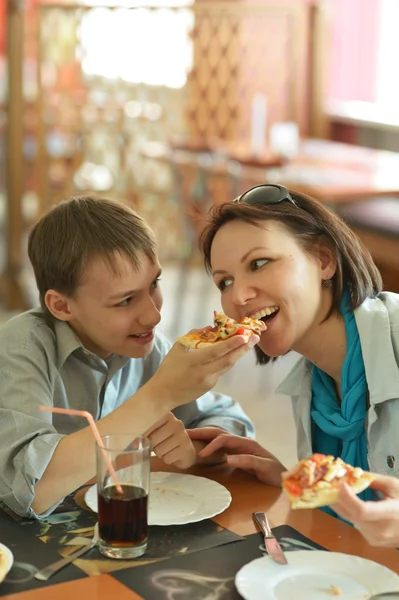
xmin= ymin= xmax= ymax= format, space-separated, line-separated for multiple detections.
xmin=114 ymin=525 xmax=327 ymax=600
xmin=0 ymin=492 xmax=243 ymax=597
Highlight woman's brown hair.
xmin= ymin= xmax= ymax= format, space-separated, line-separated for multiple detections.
xmin=200 ymin=188 xmax=382 ymax=365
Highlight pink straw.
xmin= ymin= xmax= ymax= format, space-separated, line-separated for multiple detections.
xmin=40 ymin=406 xmax=123 ymax=494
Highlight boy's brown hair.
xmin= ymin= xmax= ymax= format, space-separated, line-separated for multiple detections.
xmin=200 ymin=188 xmax=382 ymax=365
xmin=28 ymin=195 xmax=157 ymax=316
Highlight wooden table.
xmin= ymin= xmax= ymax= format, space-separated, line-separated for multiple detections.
xmin=141 ymin=137 xmax=399 ymax=206
xmin=4 ymin=459 xmax=398 ymax=600
xmin=239 ymin=138 xmax=399 ymax=204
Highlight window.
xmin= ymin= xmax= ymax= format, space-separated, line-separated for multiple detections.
xmin=328 ymin=0 xmax=399 ymax=126
xmin=79 ymin=0 xmax=194 ymax=89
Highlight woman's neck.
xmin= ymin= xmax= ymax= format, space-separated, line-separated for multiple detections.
xmin=293 ymin=310 xmax=347 ymax=384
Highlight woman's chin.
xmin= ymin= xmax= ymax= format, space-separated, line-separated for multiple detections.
xmin=258 ymin=339 xmax=291 ymax=358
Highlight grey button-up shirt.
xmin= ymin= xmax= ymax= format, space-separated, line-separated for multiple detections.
xmin=0 ymin=309 xmax=254 ymax=518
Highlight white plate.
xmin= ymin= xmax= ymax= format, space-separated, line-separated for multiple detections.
xmin=85 ymin=471 xmax=232 ymax=526
xmin=0 ymin=543 xmax=14 ymax=583
xmin=235 ymin=551 xmax=399 ymax=600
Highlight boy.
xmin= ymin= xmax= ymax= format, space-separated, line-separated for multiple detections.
xmin=0 ymin=196 xmax=257 ymax=519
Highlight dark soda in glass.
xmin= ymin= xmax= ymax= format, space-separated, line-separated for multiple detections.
xmin=98 ymin=483 xmax=148 ymax=547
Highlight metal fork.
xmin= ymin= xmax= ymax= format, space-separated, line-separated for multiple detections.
xmin=34 ymin=523 xmax=98 ymax=581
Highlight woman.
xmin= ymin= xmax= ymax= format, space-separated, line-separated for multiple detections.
xmin=188 ymin=183 xmax=399 ymax=546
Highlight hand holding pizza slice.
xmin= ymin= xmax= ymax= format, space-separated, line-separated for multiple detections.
xmin=177 ymin=311 xmax=266 ymax=349
xmin=282 ymin=453 xmax=375 ymax=509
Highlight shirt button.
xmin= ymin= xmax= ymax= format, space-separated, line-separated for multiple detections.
xmin=387 ymin=455 xmax=395 ymax=469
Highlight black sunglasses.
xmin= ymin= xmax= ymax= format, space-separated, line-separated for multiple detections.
xmin=234 ymin=184 xmax=299 ymax=207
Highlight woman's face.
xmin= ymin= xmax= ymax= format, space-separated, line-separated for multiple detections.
xmin=210 ymin=219 xmax=335 ymax=358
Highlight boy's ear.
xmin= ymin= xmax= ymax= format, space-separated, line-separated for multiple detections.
xmin=314 ymin=239 xmax=337 ymax=281
xmin=45 ymin=289 xmax=73 ymax=321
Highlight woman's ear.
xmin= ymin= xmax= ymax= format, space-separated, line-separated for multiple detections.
xmin=314 ymin=239 xmax=337 ymax=281
xmin=45 ymin=289 xmax=74 ymax=321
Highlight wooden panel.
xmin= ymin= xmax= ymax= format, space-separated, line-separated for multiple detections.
xmin=186 ymin=1 xmax=325 ymax=142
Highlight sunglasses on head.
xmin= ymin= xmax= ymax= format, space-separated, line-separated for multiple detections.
xmin=234 ymin=184 xmax=299 ymax=208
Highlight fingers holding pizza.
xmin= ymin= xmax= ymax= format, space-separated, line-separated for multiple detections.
xmin=330 ymin=475 xmax=399 ymax=547
xmin=150 ymin=315 xmax=260 ymax=407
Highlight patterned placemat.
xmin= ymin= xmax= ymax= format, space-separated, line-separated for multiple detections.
xmin=0 ymin=488 xmax=243 ymax=597
xmin=113 ymin=525 xmax=327 ymax=600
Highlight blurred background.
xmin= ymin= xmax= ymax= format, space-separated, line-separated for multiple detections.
xmin=2 ymin=0 xmax=399 ymax=465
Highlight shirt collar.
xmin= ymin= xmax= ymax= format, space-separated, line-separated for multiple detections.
xmin=54 ymin=318 xmax=131 ymax=374
xmin=276 ymin=295 xmax=399 ymax=405
xmin=54 ymin=319 xmax=83 ymax=368
xmin=354 ymin=294 xmax=399 ymax=404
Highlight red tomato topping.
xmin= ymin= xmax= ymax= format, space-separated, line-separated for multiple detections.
xmin=284 ymin=480 xmax=302 ymax=496
xmin=235 ymin=327 xmax=247 ymax=335
xmin=311 ymin=454 xmax=326 ymax=463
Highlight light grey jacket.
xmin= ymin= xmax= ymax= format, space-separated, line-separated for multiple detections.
xmin=277 ymin=292 xmax=399 ymax=478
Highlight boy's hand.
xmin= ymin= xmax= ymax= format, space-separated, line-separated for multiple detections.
xmin=149 ymin=332 xmax=259 ymax=409
xmin=145 ymin=413 xmax=197 ymax=470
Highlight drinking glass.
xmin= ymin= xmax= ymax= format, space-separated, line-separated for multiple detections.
xmin=96 ymin=434 xmax=151 ymax=559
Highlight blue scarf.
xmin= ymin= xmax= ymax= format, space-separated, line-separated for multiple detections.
xmin=311 ymin=292 xmax=374 ymax=519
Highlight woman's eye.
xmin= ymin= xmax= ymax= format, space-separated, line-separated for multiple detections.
xmin=151 ymin=277 xmax=162 ymax=289
xmin=251 ymin=258 xmax=269 ymax=270
xmin=218 ymin=278 xmax=233 ymax=291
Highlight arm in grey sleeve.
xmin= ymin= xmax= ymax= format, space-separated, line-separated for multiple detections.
xmin=0 ymin=342 xmax=65 ymax=518
xmin=174 ymin=391 xmax=255 ymax=438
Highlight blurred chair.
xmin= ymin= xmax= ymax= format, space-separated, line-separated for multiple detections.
xmin=336 ymin=197 xmax=399 ymax=292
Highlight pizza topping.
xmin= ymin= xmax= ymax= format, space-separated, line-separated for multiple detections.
xmin=213 ymin=312 xmax=266 ymax=338
xmin=178 ymin=311 xmax=266 ymax=349
xmin=282 ymin=454 xmax=375 ymax=509
xmin=286 ymin=455 xmax=352 ymax=490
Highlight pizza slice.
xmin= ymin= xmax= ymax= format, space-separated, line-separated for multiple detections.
xmin=177 ymin=311 xmax=266 ymax=349
xmin=282 ymin=453 xmax=375 ymax=509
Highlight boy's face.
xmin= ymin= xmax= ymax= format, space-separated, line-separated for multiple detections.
xmin=64 ymin=251 xmax=162 ymax=359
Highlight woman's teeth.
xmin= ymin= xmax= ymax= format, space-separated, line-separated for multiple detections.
xmin=250 ymin=306 xmax=279 ymax=320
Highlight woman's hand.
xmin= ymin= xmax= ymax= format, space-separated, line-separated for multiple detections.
xmin=150 ymin=332 xmax=259 ymax=409
xmin=330 ymin=474 xmax=399 ymax=547
xmin=187 ymin=428 xmax=286 ymax=487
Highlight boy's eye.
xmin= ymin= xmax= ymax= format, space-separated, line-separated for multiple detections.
xmin=251 ymin=258 xmax=269 ymax=270
xmin=115 ymin=297 xmax=132 ymax=307
xmin=218 ymin=277 xmax=233 ymax=291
